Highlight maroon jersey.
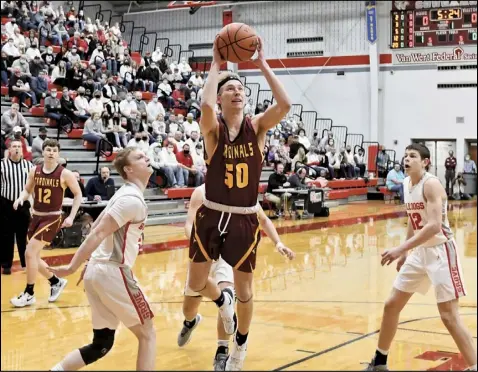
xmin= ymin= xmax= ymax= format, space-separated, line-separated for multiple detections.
xmin=33 ymin=164 xmax=65 ymax=213
xmin=205 ymin=115 xmax=262 ymax=208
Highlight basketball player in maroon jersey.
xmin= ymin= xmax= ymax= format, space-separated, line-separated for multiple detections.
xmin=187 ymin=37 xmax=291 ymax=370
xmin=11 ymin=139 xmax=82 ymax=308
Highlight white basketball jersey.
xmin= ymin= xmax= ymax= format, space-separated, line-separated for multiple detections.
xmin=90 ymin=183 xmax=148 ymax=268
xmin=403 ymin=172 xmax=453 ymax=248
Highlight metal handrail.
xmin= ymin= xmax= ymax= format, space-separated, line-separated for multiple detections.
xmin=95 ymin=138 xmax=114 ymax=174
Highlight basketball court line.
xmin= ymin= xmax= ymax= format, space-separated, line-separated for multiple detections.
xmin=9 ymin=200 xmax=477 ymax=270
xmin=272 ymin=313 xmax=477 ymax=371
xmin=397 ymin=327 xmax=478 ymax=339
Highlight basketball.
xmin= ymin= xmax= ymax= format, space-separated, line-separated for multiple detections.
xmin=215 ymin=22 xmax=259 ymax=63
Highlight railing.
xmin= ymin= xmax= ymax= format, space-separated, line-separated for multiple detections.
xmin=130 ymin=25 xmax=147 ymax=52
xmin=139 ymin=32 xmax=156 ymax=55
xmin=346 ymin=133 xmax=364 ymax=152
xmin=289 ymin=104 xmax=303 ymax=119
xmin=316 ymin=118 xmax=333 ymax=137
xmin=95 ymin=139 xmax=114 ymax=174
xmin=156 ymin=38 xmax=171 ymax=56
xmin=56 ymin=116 xmax=73 ymax=142
xmin=245 ymin=83 xmax=260 ymax=108
xmin=300 ymin=111 xmax=317 ymax=137
xmin=119 ymin=21 xmax=135 ymax=50
xmin=179 ymin=50 xmax=194 ymax=66
xmin=81 ymin=4 xmax=101 ymax=24
xmin=96 ymin=9 xmax=112 ymax=26
xmin=330 ymin=125 xmax=348 ymax=149
xmin=257 ymin=89 xmax=273 ymax=108
xmin=164 ymin=44 xmax=182 ymax=63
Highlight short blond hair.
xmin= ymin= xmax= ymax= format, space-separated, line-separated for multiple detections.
xmin=113 ymin=147 xmax=137 ymax=180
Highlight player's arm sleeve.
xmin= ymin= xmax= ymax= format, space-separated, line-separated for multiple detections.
xmin=107 ymin=196 xmax=145 ymax=228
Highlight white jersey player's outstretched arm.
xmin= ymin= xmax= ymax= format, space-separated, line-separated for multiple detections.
xmin=382 ymin=178 xmax=444 ymax=266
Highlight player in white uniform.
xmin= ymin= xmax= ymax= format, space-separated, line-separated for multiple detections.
xmin=48 ymin=148 xmax=157 ymax=371
xmin=178 ymin=184 xmax=295 ymax=370
xmin=365 ymin=143 xmax=477 ymax=371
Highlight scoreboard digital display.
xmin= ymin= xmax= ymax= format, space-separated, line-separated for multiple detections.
xmin=391 ymin=3 xmax=477 ymax=49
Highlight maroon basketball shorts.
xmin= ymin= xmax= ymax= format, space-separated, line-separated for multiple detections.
xmin=189 ymin=205 xmax=261 ymax=273
xmin=27 ymin=214 xmax=63 ymax=244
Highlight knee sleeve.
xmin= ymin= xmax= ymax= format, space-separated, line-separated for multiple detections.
xmin=79 ymin=328 xmax=115 ymax=365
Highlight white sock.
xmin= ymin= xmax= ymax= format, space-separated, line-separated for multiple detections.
xmin=51 ymin=362 xmax=64 ymax=371
xmin=468 ymin=364 xmax=477 ymax=371
xmin=377 ymin=347 xmax=389 ymax=355
xmin=218 ymin=340 xmax=229 ymax=348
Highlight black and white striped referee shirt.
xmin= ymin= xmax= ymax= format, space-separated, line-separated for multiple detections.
xmin=0 ymin=158 xmax=33 ymax=202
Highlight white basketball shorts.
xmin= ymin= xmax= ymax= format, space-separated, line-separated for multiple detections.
xmin=184 ymin=256 xmax=234 ymax=297
xmin=84 ymin=262 xmax=154 ymax=329
xmin=393 ymin=239 xmax=467 ymax=303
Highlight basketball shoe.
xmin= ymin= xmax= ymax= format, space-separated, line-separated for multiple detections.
xmin=177 ymin=314 xmax=203 ymax=347
xmin=213 ymin=347 xmax=228 ymax=371
xmin=10 ymin=292 xmax=36 ymax=308
xmin=218 ymin=287 xmax=237 ymax=335
xmin=225 ymin=336 xmax=247 ymax=371
xmin=362 ymin=359 xmax=389 ymax=371
xmin=49 ymin=278 xmax=68 ymax=302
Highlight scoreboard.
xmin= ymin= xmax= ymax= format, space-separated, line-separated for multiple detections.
xmin=391 ymin=2 xmax=477 ymax=49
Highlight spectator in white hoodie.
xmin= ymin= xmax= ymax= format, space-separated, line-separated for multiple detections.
xmin=160 ymin=141 xmax=187 ymax=186
xmin=146 ymin=95 xmax=165 ymax=123
xmin=148 ymin=141 xmax=182 ymax=188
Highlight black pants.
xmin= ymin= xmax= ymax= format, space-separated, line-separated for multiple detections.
xmin=445 ymin=169 xmax=455 ymax=196
xmin=0 ymin=197 xmax=30 ymax=269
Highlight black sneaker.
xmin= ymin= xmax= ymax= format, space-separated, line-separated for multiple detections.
xmin=2 ymin=268 xmax=11 ymax=275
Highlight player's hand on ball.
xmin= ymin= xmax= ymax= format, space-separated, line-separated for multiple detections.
xmin=212 ymin=39 xmax=226 ymax=65
xmin=61 ymin=216 xmax=74 ymax=228
xmin=381 ymin=246 xmax=406 ymax=266
xmin=276 ymin=242 xmax=295 ymax=260
xmin=252 ymin=36 xmax=265 ymax=67
xmin=396 ymin=254 xmax=407 ymax=272
xmin=48 ymin=265 xmax=75 ymax=278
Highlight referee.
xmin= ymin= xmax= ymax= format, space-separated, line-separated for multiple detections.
xmin=0 ymin=139 xmax=33 ymax=274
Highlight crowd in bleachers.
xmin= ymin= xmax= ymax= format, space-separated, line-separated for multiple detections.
xmin=2 ymin=0 xmax=372 ymax=192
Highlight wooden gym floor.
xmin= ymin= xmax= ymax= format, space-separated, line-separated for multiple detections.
xmin=1 ymin=200 xmax=476 ymax=371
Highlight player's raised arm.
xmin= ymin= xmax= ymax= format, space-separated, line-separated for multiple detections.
xmin=61 ymin=169 xmax=83 ymax=228
xmin=199 ymin=42 xmax=224 ymax=136
xmin=252 ymin=37 xmax=292 ymax=133
xmin=13 ymin=167 xmax=36 ymax=210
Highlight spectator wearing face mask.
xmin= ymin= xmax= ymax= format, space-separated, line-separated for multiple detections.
xmin=25 ymin=43 xmax=41 ymax=62
xmin=134 ymin=92 xmax=147 ymax=116
xmin=60 ymin=87 xmax=82 ymax=123
xmin=53 ymin=21 xmax=70 ymax=44
xmin=297 ymin=129 xmax=311 ymax=151
xmin=9 ymin=69 xmax=35 ymax=109
xmin=386 ymin=162 xmax=405 ymax=203
xmin=3 ymin=38 xmax=20 ymax=61
xmin=89 ymin=90 xmax=105 ymax=116
xmin=157 ymin=79 xmax=174 ymax=109
xmin=44 ymin=91 xmax=63 ymax=125
xmin=319 ymin=130 xmax=334 ymax=151
xmin=159 ymin=142 xmax=187 ymax=187
xmin=73 ymin=86 xmax=91 ymax=119
xmin=158 ymin=55 xmax=169 ymax=74
xmin=176 ymin=143 xmax=204 ymax=186
xmin=31 ymin=126 xmax=48 ymax=164
xmin=354 ymin=147 xmax=366 ymax=178
xmin=344 ymin=145 xmax=357 ymax=178
xmin=83 ymin=112 xmax=106 ymax=152
xmin=183 ymin=113 xmax=200 ymax=137
xmin=127 ymin=131 xmax=150 ymax=153
xmin=104 ymin=95 xmax=127 ymax=148
xmin=188 ymin=71 xmax=203 ymax=88
xmin=152 ymin=46 xmax=163 ymax=64
xmin=464 ymin=154 xmax=477 ymax=173
xmin=146 ymin=95 xmax=165 ymax=123
xmin=10 ymin=55 xmax=31 ymax=77
xmin=66 ymin=47 xmax=81 ymax=67
xmin=29 ymin=56 xmax=46 ymax=78
xmin=148 ymin=141 xmax=180 ymax=188
xmin=186 ymin=91 xmax=201 ymax=119
xmin=326 ymin=146 xmax=340 ymax=180
xmin=41 ymin=46 xmax=55 ymax=73
xmin=145 ymin=62 xmax=161 ymax=85
xmin=151 ymin=113 xmax=167 ymax=140
xmin=102 ymin=78 xmax=118 ymax=100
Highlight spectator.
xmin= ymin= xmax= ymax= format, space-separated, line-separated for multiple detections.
xmin=160 ymin=141 xmax=187 ymax=187
xmin=310 ymin=129 xmax=320 ymax=148
xmin=297 ymin=128 xmax=311 ymax=150
xmin=4 ymin=126 xmax=32 ymax=161
xmin=29 ymin=55 xmax=46 ymax=78
xmin=186 ymin=91 xmax=201 ymax=118
xmin=1 ymin=103 xmax=30 ymax=140
xmin=319 ymin=130 xmax=334 ymax=151
xmin=191 ymin=142 xmax=207 ymax=179
xmin=60 ymin=87 xmax=81 ymax=123
xmin=377 ymin=145 xmax=390 ymax=178
xmin=25 ymin=42 xmax=41 ymax=62
xmin=64 ymin=170 xmax=86 ymax=199
xmin=41 ymin=46 xmax=56 ymax=72
xmin=463 ymin=154 xmax=476 ymax=174
xmin=451 ymin=172 xmax=471 ymax=200
xmin=134 ymin=92 xmax=147 ymax=117
xmin=151 ymin=113 xmax=167 ymax=140
xmin=188 ymin=71 xmax=203 ymax=88
xmin=354 ymin=147 xmax=366 ymax=178
xmin=89 ymin=90 xmax=104 ymax=115
xmin=445 ymin=150 xmax=457 ymax=196
xmin=178 ymin=56 xmax=192 ymax=79
xmin=183 ymin=113 xmax=200 ymax=137
xmin=74 ymin=86 xmax=91 ymax=119
xmin=292 ymin=146 xmax=307 ymax=172
xmin=172 ymin=130 xmax=185 ymax=149
xmin=104 ymin=95 xmax=127 ymax=148
xmin=185 ymin=130 xmax=201 ymax=150
xmin=306 ymin=146 xmax=328 ymax=177
xmin=82 ymin=112 xmax=106 ymax=152
xmin=386 ymin=162 xmax=405 ymax=203
xmin=326 ymin=146 xmax=339 ymax=180
xmin=10 ymin=55 xmax=32 ymax=78
xmin=157 ymin=78 xmax=174 ymax=108
xmin=85 ymin=166 xmax=115 ymax=202
xmin=265 ymin=162 xmax=290 ymax=215
xmin=31 ymin=126 xmax=48 ymax=164
xmin=288 ymin=167 xmax=308 ymax=188
xmin=44 ymin=87 xmax=63 ymax=122
xmin=344 ymin=145 xmax=357 ymax=178
xmin=102 ymin=77 xmax=118 ymax=100
xmin=176 ymin=143 xmax=204 ymax=186
xmin=12 ymin=27 xmax=26 ymax=51
xmin=3 ymin=37 xmax=20 ymax=61
xmin=146 ymin=94 xmax=165 ymax=123
xmin=51 ymin=60 xmax=67 ymax=86
xmin=127 ymin=131 xmax=149 ymax=153
xmin=244 ymin=98 xmax=254 ymax=117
